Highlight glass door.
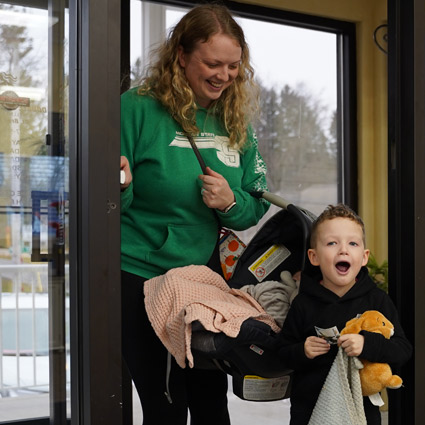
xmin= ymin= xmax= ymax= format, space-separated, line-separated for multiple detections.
xmin=0 ymin=1 xmax=69 ymax=423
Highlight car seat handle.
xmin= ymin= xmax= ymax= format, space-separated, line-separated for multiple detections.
xmin=258 ymin=191 xmax=290 ymax=209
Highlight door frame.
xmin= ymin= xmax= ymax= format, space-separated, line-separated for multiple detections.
xmin=387 ymin=0 xmax=425 ymax=424
xmin=69 ymin=0 xmax=123 ymax=424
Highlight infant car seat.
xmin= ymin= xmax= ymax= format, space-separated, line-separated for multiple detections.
xmin=191 ymin=192 xmax=316 ymax=401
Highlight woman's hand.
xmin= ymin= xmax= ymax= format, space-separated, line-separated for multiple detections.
xmin=304 ymin=336 xmax=331 ymax=359
xmin=198 ymin=167 xmax=235 ymax=211
xmin=120 ymin=156 xmax=132 ymax=189
xmin=338 ymin=333 xmax=364 ymax=357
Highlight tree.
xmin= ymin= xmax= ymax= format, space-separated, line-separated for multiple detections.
xmin=254 ymin=81 xmax=337 ymax=196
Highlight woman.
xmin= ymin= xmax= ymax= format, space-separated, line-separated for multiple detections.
xmin=120 ymin=4 xmax=270 ymax=424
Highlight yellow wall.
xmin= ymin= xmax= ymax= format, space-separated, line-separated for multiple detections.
xmin=237 ymin=0 xmax=389 ymax=262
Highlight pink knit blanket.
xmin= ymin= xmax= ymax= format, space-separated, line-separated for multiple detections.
xmin=144 ymin=265 xmax=281 ymax=368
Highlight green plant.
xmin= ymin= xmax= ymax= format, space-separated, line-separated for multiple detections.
xmin=367 ymin=253 xmax=388 ymax=293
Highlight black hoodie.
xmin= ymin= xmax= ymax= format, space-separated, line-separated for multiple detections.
xmin=277 ymin=266 xmax=412 ymax=425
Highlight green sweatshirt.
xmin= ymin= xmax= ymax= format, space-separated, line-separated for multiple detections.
xmin=121 ymin=87 xmax=269 ymax=279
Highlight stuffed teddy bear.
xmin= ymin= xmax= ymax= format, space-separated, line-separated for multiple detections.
xmin=340 ymin=310 xmax=403 ymax=397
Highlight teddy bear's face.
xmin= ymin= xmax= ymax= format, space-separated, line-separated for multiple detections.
xmin=361 ymin=311 xmax=394 ymax=339
xmin=341 ymin=310 xmax=395 ymax=339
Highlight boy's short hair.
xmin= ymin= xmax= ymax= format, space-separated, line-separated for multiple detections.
xmin=310 ymin=204 xmax=366 ymax=248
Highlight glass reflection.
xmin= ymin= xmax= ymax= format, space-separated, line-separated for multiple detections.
xmin=0 ymin=2 xmax=69 ymax=422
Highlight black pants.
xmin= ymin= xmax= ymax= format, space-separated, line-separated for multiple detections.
xmin=121 ymin=270 xmax=231 ymax=425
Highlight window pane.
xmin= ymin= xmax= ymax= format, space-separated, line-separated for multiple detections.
xmin=0 ymin=1 xmax=70 ymax=421
xmin=247 ymin=23 xmax=337 ymax=211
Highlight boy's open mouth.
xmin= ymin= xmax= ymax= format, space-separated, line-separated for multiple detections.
xmin=336 ymin=261 xmax=350 ymax=272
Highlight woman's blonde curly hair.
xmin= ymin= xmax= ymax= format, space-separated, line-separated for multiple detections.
xmin=137 ymin=3 xmax=259 ymax=150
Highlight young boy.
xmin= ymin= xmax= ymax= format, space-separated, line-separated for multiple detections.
xmin=277 ymin=204 xmax=412 ymax=425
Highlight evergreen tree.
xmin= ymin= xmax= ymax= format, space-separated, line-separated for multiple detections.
xmin=254 ymin=81 xmax=337 ymax=196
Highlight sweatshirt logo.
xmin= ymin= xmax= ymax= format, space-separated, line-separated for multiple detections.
xmin=169 ymin=132 xmax=240 ymax=167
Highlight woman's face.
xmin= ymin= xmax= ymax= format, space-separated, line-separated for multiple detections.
xmin=178 ymin=33 xmax=242 ymax=108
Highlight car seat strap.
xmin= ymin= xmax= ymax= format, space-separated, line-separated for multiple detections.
xmin=164 ymin=351 xmax=173 ymax=404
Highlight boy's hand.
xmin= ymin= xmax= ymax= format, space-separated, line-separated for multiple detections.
xmin=338 ymin=333 xmax=364 ymax=357
xmin=304 ymin=336 xmax=331 ymax=359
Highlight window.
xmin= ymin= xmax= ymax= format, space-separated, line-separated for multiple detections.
xmin=0 ymin=1 xmax=70 ymax=422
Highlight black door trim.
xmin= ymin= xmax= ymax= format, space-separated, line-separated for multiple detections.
xmin=69 ymin=0 xmax=123 ymax=424
xmin=387 ymin=0 xmax=425 ymax=423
